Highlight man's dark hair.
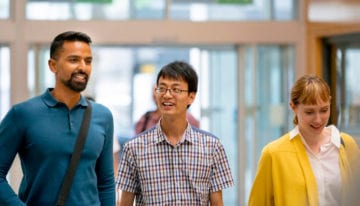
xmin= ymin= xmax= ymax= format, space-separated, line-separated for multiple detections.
xmin=156 ymin=60 xmax=198 ymax=93
xmin=50 ymin=31 xmax=92 ymax=59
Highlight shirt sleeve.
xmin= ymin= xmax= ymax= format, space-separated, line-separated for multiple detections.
xmin=116 ymin=143 xmax=140 ymax=193
xmin=0 ymin=108 xmax=26 ymax=206
xmin=210 ymin=140 xmax=234 ymax=192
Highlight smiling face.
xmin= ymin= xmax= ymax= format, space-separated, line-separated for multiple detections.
xmin=290 ymin=99 xmax=330 ymax=135
xmin=289 ymin=75 xmax=332 ymax=137
xmin=48 ymin=40 xmax=92 ymax=93
xmin=155 ymin=77 xmax=195 ymax=118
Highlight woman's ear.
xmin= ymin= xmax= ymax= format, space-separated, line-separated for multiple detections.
xmin=289 ymin=101 xmax=296 ymax=112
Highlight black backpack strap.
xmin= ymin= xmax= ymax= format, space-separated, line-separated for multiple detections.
xmin=56 ymin=100 xmax=92 ymax=206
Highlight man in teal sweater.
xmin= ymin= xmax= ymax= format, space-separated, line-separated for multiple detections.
xmin=0 ymin=31 xmax=115 ymax=205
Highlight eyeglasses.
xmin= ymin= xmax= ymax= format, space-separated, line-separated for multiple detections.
xmin=155 ymin=87 xmax=189 ymax=95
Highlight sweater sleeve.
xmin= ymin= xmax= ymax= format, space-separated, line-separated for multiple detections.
xmin=248 ymin=146 xmax=274 ymax=206
xmin=0 ymin=108 xmax=26 ymax=206
xmin=96 ymin=108 xmax=115 ymax=206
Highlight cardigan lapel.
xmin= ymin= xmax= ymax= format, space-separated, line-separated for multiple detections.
xmin=338 ymin=139 xmax=351 ymax=204
xmin=291 ymin=135 xmax=319 ymax=206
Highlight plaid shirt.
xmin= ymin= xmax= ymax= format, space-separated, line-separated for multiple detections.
xmin=116 ymin=123 xmax=234 ymax=205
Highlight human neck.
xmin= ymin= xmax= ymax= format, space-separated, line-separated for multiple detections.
xmin=299 ymin=127 xmax=330 ymax=154
xmin=51 ymin=87 xmax=81 ymax=109
xmin=160 ymin=117 xmax=188 ymax=146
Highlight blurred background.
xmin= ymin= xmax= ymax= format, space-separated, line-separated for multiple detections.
xmin=1 ymin=0 xmax=360 ymax=205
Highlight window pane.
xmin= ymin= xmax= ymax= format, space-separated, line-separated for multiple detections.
xmin=0 ymin=45 xmax=10 ymax=119
xmin=205 ymin=49 xmax=238 ymax=205
xmin=274 ymin=0 xmax=298 ymax=20
xmin=170 ymin=0 xmax=298 ymax=21
xmin=0 ymin=0 xmax=10 ymax=19
xmin=26 ymin=0 xmax=165 ymax=20
xmin=243 ymin=45 xmax=294 ymax=204
xmin=309 ymin=1 xmax=360 ymax=22
xmin=338 ymin=48 xmax=360 ymax=138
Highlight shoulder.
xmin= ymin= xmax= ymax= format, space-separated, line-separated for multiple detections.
xmin=262 ymin=133 xmax=293 ymax=154
xmin=188 ymin=127 xmax=224 ymax=149
xmin=89 ymin=101 xmax=113 ymax=118
xmin=191 ymin=127 xmax=218 ymax=140
xmin=10 ymin=95 xmax=43 ymax=115
xmin=340 ymin=132 xmax=358 ymax=146
xmin=340 ymin=132 xmax=360 ymax=155
xmin=127 ymin=126 xmax=157 ymax=145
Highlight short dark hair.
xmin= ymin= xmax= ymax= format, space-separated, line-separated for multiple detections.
xmin=50 ymin=31 xmax=92 ymax=59
xmin=156 ymin=61 xmax=198 ymax=93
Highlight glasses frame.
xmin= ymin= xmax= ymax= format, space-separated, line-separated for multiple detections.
xmin=155 ymin=87 xmax=189 ymax=95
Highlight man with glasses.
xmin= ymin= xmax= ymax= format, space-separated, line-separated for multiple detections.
xmin=116 ymin=60 xmax=234 ymax=205
xmin=134 ymin=84 xmax=199 ymax=135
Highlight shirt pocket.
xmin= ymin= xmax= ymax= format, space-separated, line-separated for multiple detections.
xmin=185 ymin=146 xmax=213 ymax=181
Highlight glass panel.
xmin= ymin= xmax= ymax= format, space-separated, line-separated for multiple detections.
xmin=337 ymin=48 xmax=360 ymax=140
xmin=28 ymin=46 xmax=53 ymax=97
xmin=0 ymin=45 xmax=10 ymax=119
xmin=243 ymin=45 xmax=294 ymax=204
xmin=256 ymin=45 xmax=294 ymax=159
xmin=309 ymin=1 xmax=360 ymax=22
xmin=26 ymin=0 xmax=165 ymax=20
xmin=26 ymin=0 xmax=298 ymax=21
xmin=274 ymin=0 xmax=297 ymax=20
xmin=170 ymin=0 xmax=298 ymax=21
xmin=0 ymin=0 xmax=10 ymax=19
xmin=205 ymin=49 xmax=238 ymax=205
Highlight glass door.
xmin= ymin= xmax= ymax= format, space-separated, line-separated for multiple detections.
xmin=240 ymin=45 xmax=294 ymax=204
xmin=323 ymin=33 xmax=360 ymax=143
xmin=0 ymin=45 xmax=10 ymax=119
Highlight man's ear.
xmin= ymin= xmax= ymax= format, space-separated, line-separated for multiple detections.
xmin=187 ymin=92 xmax=196 ymax=105
xmin=48 ymin=59 xmax=57 ymax=73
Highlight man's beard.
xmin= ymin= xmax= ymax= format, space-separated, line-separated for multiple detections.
xmin=62 ymin=71 xmax=89 ymax=92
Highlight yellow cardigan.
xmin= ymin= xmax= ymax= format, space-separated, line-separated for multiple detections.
xmin=248 ymin=132 xmax=359 ymax=206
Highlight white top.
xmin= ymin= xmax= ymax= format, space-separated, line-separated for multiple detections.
xmin=290 ymin=125 xmax=342 ymax=206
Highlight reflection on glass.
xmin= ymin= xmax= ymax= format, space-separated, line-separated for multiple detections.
xmin=338 ymin=48 xmax=360 ymax=137
xmin=274 ymin=0 xmax=297 ymax=20
xmin=25 ymin=0 xmax=297 ymax=21
xmin=0 ymin=45 xmax=10 ymax=118
xmin=0 ymin=0 xmax=10 ymax=19
xmin=170 ymin=0 xmax=298 ymax=21
xmin=308 ymin=1 xmax=360 ymax=22
xmin=205 ymin=49 xmax=238 ymax=205
xmin=244 ymin=45 xmax=294 ymax=204
xmin=26 ymin=0 xmax=165 ymax=20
